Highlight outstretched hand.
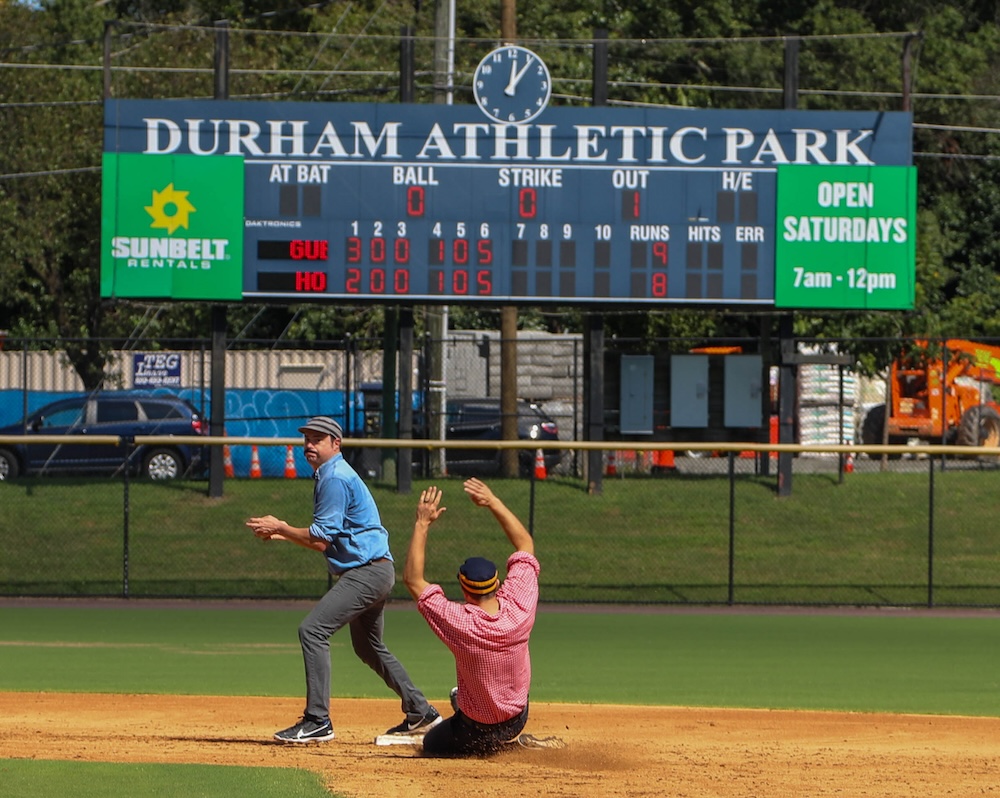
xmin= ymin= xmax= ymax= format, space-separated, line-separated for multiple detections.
xmin=416 ymin=486 xmax=447 ymax=525
xmin=246 ymin=515 xmax=284 ymax=540
xmin=463 ymin=477 xmax=496 ymax=508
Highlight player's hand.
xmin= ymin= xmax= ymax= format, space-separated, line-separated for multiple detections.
xmin=416 ymin=486 xmax=446 ymax=525
xmin=463 ymin=478 xmax=495 ymax=507
xmin=247 ymin=515 xmax=283 ymax=540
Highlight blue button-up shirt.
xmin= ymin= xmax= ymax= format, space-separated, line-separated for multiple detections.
xmin=309 ymin=453 xmax=392 ymax=575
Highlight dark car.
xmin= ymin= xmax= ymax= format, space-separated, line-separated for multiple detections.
xmin=0 ymin=392 xmax=208 ymax=481
xmin=443 ymin=397 xmax=561 ymax=476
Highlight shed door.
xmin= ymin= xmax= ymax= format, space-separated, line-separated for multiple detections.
xmin=724 ymin=355 xmax=763 ymax=428
xmin=620 ymin=355 xmax=654 ymax=434
xmin=670 ymin=355 xmax=709 ymax=428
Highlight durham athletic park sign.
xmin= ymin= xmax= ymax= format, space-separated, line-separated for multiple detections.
xmin=101 ymin=99 xmax=916 ymax=309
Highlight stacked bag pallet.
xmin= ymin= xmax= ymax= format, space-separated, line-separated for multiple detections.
xmin=798 ymin=357 xmax=857 ymax=455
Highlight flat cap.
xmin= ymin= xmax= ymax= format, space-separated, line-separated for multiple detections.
xmin=298 ymin=416 xmax=343 ymax=439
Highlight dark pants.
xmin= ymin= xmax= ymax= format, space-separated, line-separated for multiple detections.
xmin=422 ymin=703 xmax=529 ymax=757
xmin=298 ymin=559 xmax=432 ymax=724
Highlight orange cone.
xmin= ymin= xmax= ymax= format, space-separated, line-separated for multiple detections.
xmin=284 ymin=445 xmax=297 ymax=479
xmin=533 ymin=448 xmax=547 ymax=480
xmin=653 ymin=449 xmax=676 ymax=472
xmin=249 ymin=445 xmax=262 ymax=479
xmin=606 ymin=450 xmax=617 ymax=476
xmin=223 ymin=444 xmax=235 ymax=478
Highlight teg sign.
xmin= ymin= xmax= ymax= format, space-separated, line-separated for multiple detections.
xmin=133 ymin=352 xmax=182 ymax=387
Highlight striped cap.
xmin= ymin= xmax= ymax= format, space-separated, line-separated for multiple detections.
xmin=458 ymin=557 xmax=499 ymax=596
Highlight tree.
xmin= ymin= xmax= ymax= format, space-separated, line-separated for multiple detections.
xmin=2 ymin=0 xmax=1000 ymax=381
xmin=0 ymin=0 xmax=112 ymax=385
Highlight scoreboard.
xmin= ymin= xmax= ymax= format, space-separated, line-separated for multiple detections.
xmin=246 ymin=160 xmax=775 ymax=304
xmin=102 ymin=99 xmax=914 ymax=308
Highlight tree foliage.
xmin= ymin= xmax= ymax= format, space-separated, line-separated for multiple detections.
xmin=1 ymin=0 xmax=1000 ymax=381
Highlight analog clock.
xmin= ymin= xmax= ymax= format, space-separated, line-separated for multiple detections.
xmin=473 ymin=45 xmax=552 ymax=125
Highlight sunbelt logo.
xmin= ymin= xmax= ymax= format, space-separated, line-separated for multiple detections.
xmin=145 ymin=182 xmax=196 ymax=234
xmin=110 ymin=181 xmax=229 ymax=263
xmin=101 ymin=153 xmax=245 ymax=300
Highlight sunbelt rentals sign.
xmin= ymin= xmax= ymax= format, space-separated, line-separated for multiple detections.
xmin=101 ymin=153 xmax=244 ymax=300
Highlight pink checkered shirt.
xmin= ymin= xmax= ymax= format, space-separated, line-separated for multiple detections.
xmin=417 ymin=551 xmax=540 ymax=725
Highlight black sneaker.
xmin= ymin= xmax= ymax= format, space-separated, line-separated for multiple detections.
xmin=383 ymin=707 xmax=443 ymax=736
xmin=273 ymin=716 xmax=335 ymax=743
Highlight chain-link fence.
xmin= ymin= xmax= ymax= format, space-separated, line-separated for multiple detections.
xmin=2 ymin=436 xmax=1000 ymax=608
xmin=4 ymin=334 xmax=1000 ymax=606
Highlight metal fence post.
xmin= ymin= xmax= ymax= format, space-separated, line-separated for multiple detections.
xmin=728 ymin=451 xmax=736 ymax=605
xmin=20 ymin=342 xmax=28 ymax=425
xmin=122 ymin=438 xmax=132 ymax=598
xmin=528 ymin=453 xmax=540 ymax=537
xmin=927 ymin=456 xmax=935 ymax=608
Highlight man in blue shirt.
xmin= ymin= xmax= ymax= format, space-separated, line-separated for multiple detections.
xmin=247 ymin=416 xmax=440 ymax=743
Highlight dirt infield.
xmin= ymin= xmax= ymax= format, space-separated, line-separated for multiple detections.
xmin=2 ymin=693 xmax=999 ymax=797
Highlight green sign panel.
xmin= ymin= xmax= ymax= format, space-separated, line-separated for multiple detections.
xmin=774 ymin=165 xmax=916 ymax=309
xmin=101 ymin=153 xmax=245 ymax=300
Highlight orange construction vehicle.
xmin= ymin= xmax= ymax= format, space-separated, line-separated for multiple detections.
xmin=861 ymin=339 xmax=1000 ymax=448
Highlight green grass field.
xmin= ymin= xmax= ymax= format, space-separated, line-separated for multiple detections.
xmin=3 ymin=604 xmax=999 ymax=714
xmin=3 ymin=600 xmax=1000 ymax=795
xmin=4 ymin=468 xmax=1000 ymax=795
xmin=0 ymin=760 xmax=330 ymax=798
xmin=3 ymin=471 xmax=1000 ymax=605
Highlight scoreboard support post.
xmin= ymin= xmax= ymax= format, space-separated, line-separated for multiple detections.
xmin=584 ymin=29 xmax=609 ymax=496
xmin=585 ymin=314 xmax=605 ymax=495
xmin=207 ymin=22 xmax=230 ymax=500
xmin=397 ymin=307 xmax=414 ymax=494
xmin=209 ymin=306 xmax=226 ymax=499
xmin=777 ymin=37 xmax=799 ymax=498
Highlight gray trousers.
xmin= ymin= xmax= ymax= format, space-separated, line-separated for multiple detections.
xmin=299 ymin=558 xmax=432 ymax=723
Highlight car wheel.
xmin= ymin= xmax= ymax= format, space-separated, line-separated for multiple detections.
xmin=142 ymin=447 xmax=183 ymax=480
xmin=0 ymin=448 xmax=20 ymax=480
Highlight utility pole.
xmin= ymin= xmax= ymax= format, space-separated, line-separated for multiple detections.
xmin=208 ymin=20 xmax=230 ymax=499
xmin=427 ymin=0 xmax=453 ymax=476
xmin=777 ymin=36 xmax=799 ymax=498
xmin=499 ymin=0 xmax=519 ymax=477
xmin=585 ymin=29 xmax=608 ymax=496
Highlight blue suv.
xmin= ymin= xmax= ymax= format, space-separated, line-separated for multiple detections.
xmin=0 ymin=392 xmax=208 ymax=480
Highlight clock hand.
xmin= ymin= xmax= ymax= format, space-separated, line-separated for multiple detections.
xmin=505 ymin=58 xmax=519 ymax=96
xmin=504 ymin=54 xmax=534 ymax=96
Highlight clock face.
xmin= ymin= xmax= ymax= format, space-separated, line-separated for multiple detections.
xmin=473 ymin=45 xmax=552 ymax=125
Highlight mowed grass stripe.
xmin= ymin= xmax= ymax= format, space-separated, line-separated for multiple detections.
xmin=2 ymin=605 xmax=999 ymax=717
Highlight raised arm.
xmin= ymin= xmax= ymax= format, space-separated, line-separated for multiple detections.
xmin=403 ymin=486 xmax=447 ymax=600
xmin=463 ymin=478 xmax=534 ymax=555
